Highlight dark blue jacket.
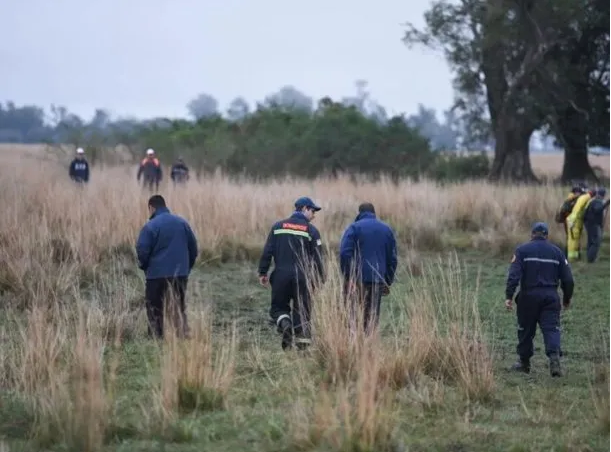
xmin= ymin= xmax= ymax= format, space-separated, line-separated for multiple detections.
xmin=258 ymin=211 xmax=325 ymax=281
xmin=584 ymin=197 xmax=608 ymax=228
xmin=69 ymin=158 xmax=89 ymax=183
xmin=505 ymin=237 xmax=574 ymax=302
xmin=339 ymin=211 xmax=398 ymax=285
xmin=136 ymin=207 xmax=198 ymax=280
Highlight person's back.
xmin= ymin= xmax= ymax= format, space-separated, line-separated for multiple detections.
xmin=340 ymin=209 xmax=397 ymax=284
xmin=137 ymin=206 xmax=198 ymax=280
xmin=584 ymin=196 xmax=606 ymax=228
xmin=511 ymin=238 xmax=569 ymax=294
xmin=139 ymin=157 xmax=161 ymax=182
xmin=265 ymin=212 xmax=320 ymax=277
xmin=171 ymin=160 xmax=189 ymax=183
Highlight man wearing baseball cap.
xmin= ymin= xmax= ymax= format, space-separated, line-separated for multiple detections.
xmin=257 ymin=196 xmax=325 ymax=350
xmin=504 ymin=222 xmax=574 ymax=377
xmin=69 ymin=147 xmax=90 ymax=184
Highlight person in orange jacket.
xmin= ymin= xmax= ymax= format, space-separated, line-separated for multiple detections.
xmin=137 ymin=148 xmax=163 ymax=192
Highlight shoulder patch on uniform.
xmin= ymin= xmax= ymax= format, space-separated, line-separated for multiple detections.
xmin=282 ymin=222 xmax=308 ymax=232
xmin=510 ymin=254 xmax=516 ymax=263
xmin=564 ymin=259 xmax=568 ymax=265
xmin=316 ymin=239 xmax=322 ymax=246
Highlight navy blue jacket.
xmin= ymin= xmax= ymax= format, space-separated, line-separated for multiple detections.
xmin=505 ymin=237 xmax=574 ymax=303
xmin=69 ymin=158 xmax=89 ymax=183
xmin=339 ymin=211 xmax=398 ymax=285
xmin=136 ymin=207 xmax=198 ymax=280
xmin=258 ymin=211 xmax=325 ymax=281
xmin=584 ymin=197 xmax=608 ymax=228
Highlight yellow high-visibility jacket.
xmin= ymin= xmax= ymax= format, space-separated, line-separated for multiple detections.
xmin=567 ymin=192 xmax=592 ymax=226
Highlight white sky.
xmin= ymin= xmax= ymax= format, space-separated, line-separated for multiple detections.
xmin=0 ymin=0 xmax=453 ymax=121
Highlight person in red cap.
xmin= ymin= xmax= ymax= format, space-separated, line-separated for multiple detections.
xmin=257 ymin=196 xmax=325 ymax=350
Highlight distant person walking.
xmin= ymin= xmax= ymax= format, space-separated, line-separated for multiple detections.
xmin=137 ymin=148 xmax=162 ymax=192
xmin=69 ymin=147 xmax=90 ymax=184
xmin=583 ymin=187 xmax=609 ymax=263
xmin=170 ymin=157 xmax=190 ymax=186
xmin=136 ymin=195 xmax=198 ymax=338
xmin=339 ymin=202 xmax=398 ymax=334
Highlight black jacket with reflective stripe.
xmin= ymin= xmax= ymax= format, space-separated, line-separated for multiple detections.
xmin=258 ymin=211 xmax=324 ymax=281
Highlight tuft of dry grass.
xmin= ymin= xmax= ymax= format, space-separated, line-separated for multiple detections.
xmin=144 ymin=305 xmax=239 ymax=437
xmin=7 ymin=304 xmax=118 ymax=452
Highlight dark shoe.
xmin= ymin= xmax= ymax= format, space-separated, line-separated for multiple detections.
xmin=549 ymin=354 xmax=562 ymax=377
xmin=279 ymin=318 xmax=293 ymax=351
xmin=510 ymin=359 xmax=530 ymax=374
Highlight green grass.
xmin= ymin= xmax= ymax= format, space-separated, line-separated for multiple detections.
xmin=0 ymin=240 xmax=608 ymax=452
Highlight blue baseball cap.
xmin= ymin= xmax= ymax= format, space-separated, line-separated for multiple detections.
xmin=597 ymin=187 xmax=607 ymax=197
xmin=294 ymin=196 xmax=321 ymax=211
xmin=531 ymin=222 xmax=549 ymax=235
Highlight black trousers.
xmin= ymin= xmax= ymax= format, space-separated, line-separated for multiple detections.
xmin=269 ymin=271 xmax=311 ymax=338
xmin=145 ymin=277 xmax=189 ymax=338
xmin=516 ymin=291 xmax=561 ymax=360
xmin=142 ymin=178 xmax=160 ymax=192
xmin=344 ymin=281 xmax=383 ymax=334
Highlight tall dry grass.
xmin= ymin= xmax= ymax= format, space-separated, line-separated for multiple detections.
xmin=282 ymin=252 xmax=494 ymax=451
xmin=0 ymin=152 xmax=593 ymax=305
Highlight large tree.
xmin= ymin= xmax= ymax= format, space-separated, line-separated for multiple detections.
xmin=404 ymin=0 xmax=606 ymax=183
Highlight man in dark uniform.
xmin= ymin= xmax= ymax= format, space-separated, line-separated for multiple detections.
xmin=257 ymin=196 xmax=325 ymax=350
xmin=171 ymin=157 xmax=190 ymax=186
xmin=137 ymin=148 xmax=163 ymax=192
xmin=505 ymin=222 xmax=574 ymax=377
xmin=583 ymin=187 xmax=608 ymax=263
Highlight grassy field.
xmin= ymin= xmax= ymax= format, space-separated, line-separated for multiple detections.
xmin=0 ymin=152 xmax=608 ymax=451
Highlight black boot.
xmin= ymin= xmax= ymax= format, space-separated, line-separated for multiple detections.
xmin=278 ymin=318 xmax=293 ymax=350
xmin=549 ymin=354 xmax=562 ymax=377
xmin=510 ymin=357 xmax=530 ymax=374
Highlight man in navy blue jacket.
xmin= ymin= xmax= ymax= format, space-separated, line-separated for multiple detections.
xmin=505 ymin=222 xmax=574 ymax=377
xmin=69 ymin=147 xmax=89 ymax=184
xmin=136 ymin=195 xmax=198 ymax=338
xmin=339 ymin=202 xmax=398 ymax=334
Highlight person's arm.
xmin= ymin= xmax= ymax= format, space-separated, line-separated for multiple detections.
xmin=84 ymin=162 xmax=90 ymax=182
xmin=171 ymin=165 xmax=176 ymax=182
xmin=135 ymin=224 xmax=154 ymax=271
xmin=385 ymin=228 xmax=398 ymax=286
xmin=157 ymin=164 xmax=163 ymax=181
xmin=137 ymin=163 xmax=143 ymax=181
xmin=339 ymin=225 xmax=357 ymax=280
xmin=558 ymin=254 xmax=574 ymax=307
xmin=69 ymin=160 xmax=76 ymax=179
xmin=309 ymin=226 xmax=325 ymax=283
xmin=505 ymin=248 xmax=523 ymax=301
xmin=185 ymin=222 xmax=198 ymax=270
xmin=258 ymin=225 xmax=275 ymax=276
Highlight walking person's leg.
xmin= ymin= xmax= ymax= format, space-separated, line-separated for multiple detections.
xmin=145 ymin=278 xmax=165 ymax=339
xmin=362 ymin=283 xmax=383 ymax=335
xmin=166 ymin=277 xmax=189 ymax=337
xmin=512 ymin=293 xmax=538 ymax=372
xmin=269 ymin=271 xmax=294 ymax=350
xmin=293 ymin=276 xmax=312 ymax=349
xmin=537 ymin=295 xmax=562 ymax=376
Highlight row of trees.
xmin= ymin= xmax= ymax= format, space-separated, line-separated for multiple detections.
xmin=404 ymin=0 xmax=609 ymax=182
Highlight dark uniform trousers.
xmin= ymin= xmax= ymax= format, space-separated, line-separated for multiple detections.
xmin=269 ymin=270 xmax=311 ymax=338
xmin=143 ymin=178 xmax=160 ymax=193
xmin=145 ymin=277 xmax=189 ymax=338
xmin=516 ymin=290 xmax=561 ymax=359
xmin=344 ymin=281 xmax=383 ymax=334
xmin=585 ymin=223 xmax=602 ymax=263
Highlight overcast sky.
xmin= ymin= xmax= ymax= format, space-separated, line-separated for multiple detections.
xmin=1 ymin=0 xmax=453 ymax=121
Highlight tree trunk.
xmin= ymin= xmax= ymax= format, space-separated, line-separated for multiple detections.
xmin=488 ymin=114 xmax=538 ymax=183
xmin=558 ymin=101 xmax=597 ymax=184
